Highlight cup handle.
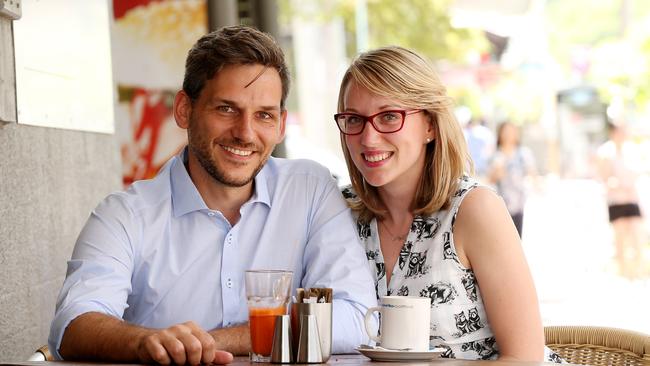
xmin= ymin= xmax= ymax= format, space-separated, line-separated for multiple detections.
xmin=364 ymin=306 xmax=381 ymax=344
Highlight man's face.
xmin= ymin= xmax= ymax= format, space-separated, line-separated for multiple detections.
xmin=181 ymin=64 xmax=286 ymax=188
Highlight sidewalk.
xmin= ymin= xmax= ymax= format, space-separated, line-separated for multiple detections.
xmin=522 ymin=176 xmax=650 ymax=334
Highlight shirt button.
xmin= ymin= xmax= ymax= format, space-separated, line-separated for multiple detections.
xmin=226 ymin=279 xmax=233 ymax=288
xmin=208 ymin=212 xmax=215 ymax=217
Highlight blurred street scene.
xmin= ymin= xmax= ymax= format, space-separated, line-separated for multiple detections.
xmin=524 ymin=175 xmax=650 ymax=333
xmin=275 ymin=0 xmax=650 ymax=332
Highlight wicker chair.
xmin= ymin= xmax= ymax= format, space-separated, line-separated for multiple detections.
xmin=545 ymin=326 xmax=650 ymax=366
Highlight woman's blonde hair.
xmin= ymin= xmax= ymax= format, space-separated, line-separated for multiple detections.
xmin=338 ymin=46 xmax=473 ymax=223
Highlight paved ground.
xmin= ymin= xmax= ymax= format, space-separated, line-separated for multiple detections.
xmin=522 ymin=176 xmax=650 ymax=334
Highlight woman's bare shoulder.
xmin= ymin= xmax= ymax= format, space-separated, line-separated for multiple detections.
xmin=453 ymin=186 xmax=519 ymax=263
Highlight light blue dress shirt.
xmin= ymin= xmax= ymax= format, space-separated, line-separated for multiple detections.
xmin=49 ymin=148 xmax=377 ymax=359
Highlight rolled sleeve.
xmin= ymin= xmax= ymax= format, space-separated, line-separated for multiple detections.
xmin=48 ymin=195 xmax=135 ymax=359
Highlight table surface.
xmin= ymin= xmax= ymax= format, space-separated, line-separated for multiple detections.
xmin=0 ymin=354 xmax=566 ymax=366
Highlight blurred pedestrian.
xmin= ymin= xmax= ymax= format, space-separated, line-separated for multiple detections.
xmin=464 ymin=117 xmax=495 ymax=182
xmin=596 ymin=122 xmax=645 ymax=278
xmin=488 ymin=122 xmax=536 ymax=237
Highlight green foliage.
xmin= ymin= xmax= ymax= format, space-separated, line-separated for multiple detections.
xmin=280 ymin=0 xmax=487 ymax=61
xmin=490 ymin=73 xmax=543 ymax=123
xmin=546 ymin=0 xmax=621 ymax=46
xmin=546 ymin=0 xmax=650 ymax=113
xmin=449 ymin=87 xmax=482 ymax=116
xmin=363 ymin=0 xmax=486 ymax=61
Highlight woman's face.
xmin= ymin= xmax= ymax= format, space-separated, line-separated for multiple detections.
xmin=499 ymin=123 xmax=519 ymax=146
xmin=342 ymin=81 xmax=434 ymax=191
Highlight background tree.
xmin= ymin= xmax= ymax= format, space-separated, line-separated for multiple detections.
xmin=546 ymin=0 xmax=650 ymax=117
xmin=280 ymin=0 xmax=487 ymax=62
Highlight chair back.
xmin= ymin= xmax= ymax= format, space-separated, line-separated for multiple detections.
xmin=545 ymin=326 xmax=650 ymax=366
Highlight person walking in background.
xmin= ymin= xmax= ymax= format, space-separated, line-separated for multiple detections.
xmin=464 ymin=117 xmax=495 ymax=183
xmin=596 ymin=122 xmax=645 ymax=278
xmin=335 ymin=46 xmax=562 ymax=362
xmin=488 ymin=122 xmax=536 ymax=237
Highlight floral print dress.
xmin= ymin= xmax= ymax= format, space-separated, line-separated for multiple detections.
xmin=343 ymin=176 xmax=563 ymax=362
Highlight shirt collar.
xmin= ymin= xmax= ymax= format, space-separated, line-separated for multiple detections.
xmin=170 ymin=147 xmax=272 ymax=217
xmin=171 ymin=147 xmax=209 ymax=217
xmin=251 ymin=159 xmax=271 ymax=207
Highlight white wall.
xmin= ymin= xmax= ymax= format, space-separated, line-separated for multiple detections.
xmin=0 ymin=14 xmax=121 ymax=362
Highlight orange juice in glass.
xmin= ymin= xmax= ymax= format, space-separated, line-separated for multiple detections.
xmin=245 ymin=270 xmax=292 ymax=362
xmin=249 ymin=305 xmax=287 ymax=356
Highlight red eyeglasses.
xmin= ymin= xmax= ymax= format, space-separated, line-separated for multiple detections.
xmin=334 ymin=110 xmax=423 ymax=135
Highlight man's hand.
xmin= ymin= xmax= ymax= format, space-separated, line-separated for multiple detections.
xmin=137 ymin=321 xmax=234 ymax=365
xmin=59 ymin=313 xmax=234 ymax=365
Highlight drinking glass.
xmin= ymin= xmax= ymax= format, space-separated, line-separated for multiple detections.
xmin=245 ymin=270 xmax=293 ymax=362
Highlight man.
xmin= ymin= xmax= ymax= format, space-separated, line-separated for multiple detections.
xmin=49 ymin=26 xmax=376 ymax=365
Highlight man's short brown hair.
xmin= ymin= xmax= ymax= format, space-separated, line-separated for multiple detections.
xmin=183 ymin=25 xmax=290 ymax=108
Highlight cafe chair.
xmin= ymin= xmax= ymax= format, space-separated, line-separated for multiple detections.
xmin=545 ymin=325 xmax=650 ymax=366
xmin=27 ymin=345 xmax=53 ymax=361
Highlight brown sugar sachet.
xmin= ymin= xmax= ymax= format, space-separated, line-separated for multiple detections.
xmin=296 ymin=287 xmax=305 ymax=303
xmin=295 ymin=287 xmax=332 ymax=303
xmin=308 ymin=287 xmax=332 ymax=303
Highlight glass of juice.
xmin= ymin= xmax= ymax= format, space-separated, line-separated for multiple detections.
xmin=245 ymin=270 xmax=293 ymax=362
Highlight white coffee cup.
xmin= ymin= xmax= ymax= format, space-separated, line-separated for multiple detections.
xmin=364 ymin=296 xmax=431 ymax=351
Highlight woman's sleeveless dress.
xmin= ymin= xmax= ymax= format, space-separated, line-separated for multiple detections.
xmin=343 ymin=176 xmax=563 ymax=362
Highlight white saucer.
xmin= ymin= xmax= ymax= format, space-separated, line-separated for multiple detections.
xmin=356 ymin=345 xmax=444 ymax=362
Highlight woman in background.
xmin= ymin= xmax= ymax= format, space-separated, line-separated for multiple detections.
xmin=597 ymin=123 xmax=645 ymax=278
xmin=488 ymin=122 xmax=536 ymax=237
xmin=335 ymin=46 xmax=561 ymax=362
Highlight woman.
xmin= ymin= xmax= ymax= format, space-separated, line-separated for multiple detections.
xmin=597 ymin=123 xmax=645 ymax=278
xmin=488 ymin=122 xmax=536 ymax=237
xmin=335 ymin=46 xmax=561 ymax=362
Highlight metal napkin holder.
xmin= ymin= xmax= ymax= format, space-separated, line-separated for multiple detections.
xmin=270 ymin=288 xmax=333 ymax=363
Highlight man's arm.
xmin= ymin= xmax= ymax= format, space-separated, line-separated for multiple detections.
xmin=50 ymin=193 xmax=238 ymax=364
xmin=302 ymin=181 xmax=378 ymax=353
xmin=60 ymin=312 xmax=233 ymax=365
xmin=209 ymin=325 xmax=251 ymax=356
